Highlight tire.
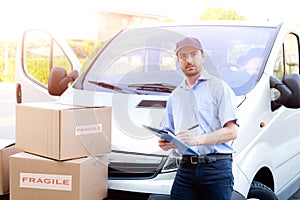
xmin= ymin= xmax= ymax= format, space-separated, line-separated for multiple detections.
xmin=247 ymin=181 xmax=278 ymax=200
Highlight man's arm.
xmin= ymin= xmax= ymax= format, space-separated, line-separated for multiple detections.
xmin=177 ymin=120 xmax=238 ymax=146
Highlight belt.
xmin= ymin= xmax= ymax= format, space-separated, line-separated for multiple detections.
xmin=181 ymin=154 xmax=232 ymax=164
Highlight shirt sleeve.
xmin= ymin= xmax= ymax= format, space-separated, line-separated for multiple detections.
xmin=161 ymin=95 xmax=175 ymax=133
xmin=219 ymin=82 xmax=239 ymax=127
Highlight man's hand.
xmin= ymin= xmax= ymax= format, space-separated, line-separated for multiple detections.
xmin=158 ymin=138 xmax=175 ymax=151
xmin=176 ymin=120 xmax=238 ymax=146
xmin=176 ymin=130 xmax=197 ymax=146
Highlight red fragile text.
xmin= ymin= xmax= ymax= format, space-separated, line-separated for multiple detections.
xmin=76 ymin=126 xmax=100 ymax=132
xmin=75 ymin=124 xmax=102 ymax=135
xmin=21 ymin=177 xmax=70 ymax=185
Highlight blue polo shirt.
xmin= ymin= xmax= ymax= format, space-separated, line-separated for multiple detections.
xmin=163 ymin=70 xmax=238 ymax=155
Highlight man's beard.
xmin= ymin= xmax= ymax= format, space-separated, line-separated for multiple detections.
xmin=184 ymin=66 xmax=200 ymax=77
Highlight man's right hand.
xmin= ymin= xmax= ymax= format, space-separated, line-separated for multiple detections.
xmin=158 ymin=138 xmax=175 ymax=151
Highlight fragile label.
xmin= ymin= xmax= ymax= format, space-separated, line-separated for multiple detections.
xmin=20 ymin=173 xmax=72 ymax=191
xmin=76 ymin=124 xmax=103 ymax=135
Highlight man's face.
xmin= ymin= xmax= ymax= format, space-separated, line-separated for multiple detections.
xmin=177 ymin=46 xmax=205 ymax=77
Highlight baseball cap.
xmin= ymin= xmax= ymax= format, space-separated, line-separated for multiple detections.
xmin=175 ymin=37 xmax=203 ymax=55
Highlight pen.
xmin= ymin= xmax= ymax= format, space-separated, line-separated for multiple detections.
xmin=188 ymin=124 xmax=199 ymax=130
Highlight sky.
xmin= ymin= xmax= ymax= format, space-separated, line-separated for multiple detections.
xmin=163 ymin=0 xmax=300 ymax=23
xmin=91 ymin=0 xmax=300 ymax=23
xmin=0 ymin=0 xmax=299 ymax=40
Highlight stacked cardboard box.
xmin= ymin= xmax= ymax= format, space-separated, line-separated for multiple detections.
xmin=10 ymin=102 xmax=112 ymax=200
xmin=10 ymin=152 xmax=108 ymax=200
xmin=0 ymin=139 xmax=20 ymax=195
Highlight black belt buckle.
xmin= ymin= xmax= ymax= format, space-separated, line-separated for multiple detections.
xmin=190 ymin=156 xmax=198 ymax=164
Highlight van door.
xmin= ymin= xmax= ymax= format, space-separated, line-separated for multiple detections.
xmin=269 ymin=32 xmax=300 ymax=196
xmin=15 ymin=29 xmax=81 ymax=103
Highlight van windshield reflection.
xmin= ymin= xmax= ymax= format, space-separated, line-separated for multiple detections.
xmin=77 ymin=25 xmax=275 ymax=96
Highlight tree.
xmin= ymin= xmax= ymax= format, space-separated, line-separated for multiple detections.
xmin=199 ymin=7 xmax=246 ymax=20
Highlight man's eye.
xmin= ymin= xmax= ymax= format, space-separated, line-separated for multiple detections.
xmin=180 ymin=55 xmax=187 ymax=59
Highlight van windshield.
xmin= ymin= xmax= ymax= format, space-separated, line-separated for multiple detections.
xmin=74 ymin=25 xmax=275 ymax=96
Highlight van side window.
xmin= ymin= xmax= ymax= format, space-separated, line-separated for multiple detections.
xmin=273 ymin=33 xmax=299 ymax=80
xmin=23 ymin=30 xmax=73 ymax=88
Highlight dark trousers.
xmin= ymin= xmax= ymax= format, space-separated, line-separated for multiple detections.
xmin=170 ymin=158 xmax=234 ymax=200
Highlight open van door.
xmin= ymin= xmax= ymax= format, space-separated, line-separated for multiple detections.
xmin=15 ymin=29 xmax=81 ymax=103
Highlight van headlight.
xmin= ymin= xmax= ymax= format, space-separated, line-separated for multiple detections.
xmin=161 ymin=150 xmax=181 ymax=173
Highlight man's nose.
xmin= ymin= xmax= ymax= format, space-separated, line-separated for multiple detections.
xmin=186 ymin=55 xmax=193 ymax=62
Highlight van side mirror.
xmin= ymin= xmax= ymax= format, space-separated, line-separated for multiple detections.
xmin=270 ymin=76 xmax=292 ymax=111
xmin=282 ymin=73 xmax=300 ymax=108
xmin=48 ymin=67 xmax=79 ymax=96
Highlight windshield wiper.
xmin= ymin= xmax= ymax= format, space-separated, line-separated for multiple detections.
xmin=128 ymin=83 xmax=176 ymax=93
xmin=88 ymin=80 xmax=143 ymax=94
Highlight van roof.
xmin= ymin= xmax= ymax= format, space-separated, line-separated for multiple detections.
xmin=125 ymin=20 xmax=284 ymax=30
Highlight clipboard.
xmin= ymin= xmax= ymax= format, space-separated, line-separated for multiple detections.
xmin=142 ymin=125 xmax=199 ymax=155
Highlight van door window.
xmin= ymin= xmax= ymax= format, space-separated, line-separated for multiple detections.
xmin=271 ymin=33 xmax=300 ymax=110
xmin=23 ymin=30 xmax=72 ymax=88
xmin=284 ymin=34 xmax=299 ymax=74
xmin=273 ymin=33 xmax=299 ymax=80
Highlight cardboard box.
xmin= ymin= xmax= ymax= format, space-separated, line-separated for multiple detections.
xmin=0 ymin=139 xmax=20 ymax=195
xmin=10 ymin=152 xmax=108 ymax=200
xmin=16 ymin=102 xmax=111 ymax=160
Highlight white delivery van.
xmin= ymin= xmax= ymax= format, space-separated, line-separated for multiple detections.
xmin=24 ymin=21 xmax=300 ymax=199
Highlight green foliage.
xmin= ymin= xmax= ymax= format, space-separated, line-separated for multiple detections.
xmin=0 ymin=41 xmax=17 ymax=82
xmin=0 ymin=58 xmax=15 ymax=82
xmin=67 ymin=40 xmax=104 ymax=73
xmin=0 ymin=41 xmax=17 ymax=58
xmin=0 ymin=39 xmax=103 ymax=83
xmin=26 ymin=56 xmax=82 ymax=85
xmin=67 ymin=40 xmax=103 ymax=60
xmin=26 ymin=58 xmax=50 ymax=85
xmin=200 ymin=7 xmax=246 ymax=20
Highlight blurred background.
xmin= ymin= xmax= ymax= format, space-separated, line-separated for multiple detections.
xmin=0 ymin=0 xmax=299 ymax=82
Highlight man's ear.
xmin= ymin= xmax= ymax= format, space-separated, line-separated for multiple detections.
xmin=201 ymin=52 xmax=206 ymax=63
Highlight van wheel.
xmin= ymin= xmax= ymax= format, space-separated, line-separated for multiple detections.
xmin=247 ymin=181 xmax=278 ymax=200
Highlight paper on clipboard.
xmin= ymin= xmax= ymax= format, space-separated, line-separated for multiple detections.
xmin=142 ymin=125 xmax=199 ymax=155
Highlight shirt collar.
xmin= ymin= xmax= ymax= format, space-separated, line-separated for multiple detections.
xmin=198 ymin=70 xmax=211 ymax=80
xmin=179 ymin=70 xmax=211 ymax=89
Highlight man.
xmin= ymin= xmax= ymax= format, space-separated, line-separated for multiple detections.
xmin=159 ymin=37 xmax=238 ymax=200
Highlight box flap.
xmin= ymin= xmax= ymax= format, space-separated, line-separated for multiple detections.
xmin=18 ymin=102 xmax=103 ymax=111
xmin=0 ymin=139 xmax=15 ymax=149
xmin=19 ymin=102 xmax=77 ymax=110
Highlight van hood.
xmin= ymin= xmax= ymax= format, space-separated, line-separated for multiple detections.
xmin=58 ymin=88 xmax=169 ymax=155
xmin=58 ymin=88 xmax=245 ymax=155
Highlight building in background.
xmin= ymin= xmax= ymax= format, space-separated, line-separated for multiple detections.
xmin=0 ymin=0 xmax=171 ymax=81
xmin=96 ymin=10 xmax=169 ymax=42
xmin=87 ymin=0 xmax=171 ymax=41
xmin=0 ymin=0 xmax=170 ymax=42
